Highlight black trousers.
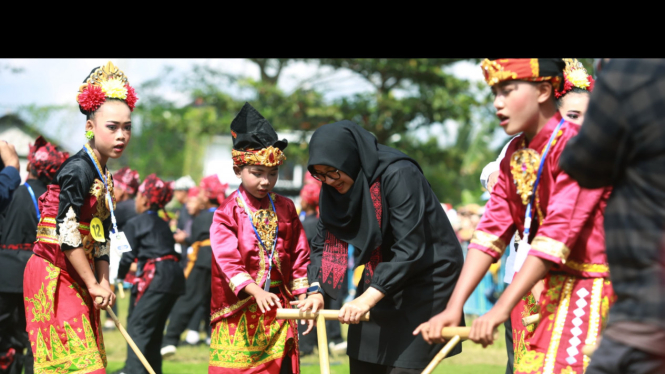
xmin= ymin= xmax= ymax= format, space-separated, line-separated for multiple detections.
xmin=125 ymin=290 xmax=179 ymax=374
xmin=504 ymin=307 xmax=514 ymax=374
xmin=0 ymin=292 xmax=33 ymax=374
xmin=349 ymin=357 xmax=422 ymax=374
xmin=186 ymin=304 xmax=210 ymax=337
xmin=163 ymin=266 xmax=211 ymax=347
xmin=586 ymin=336 xmax=665 ymax=374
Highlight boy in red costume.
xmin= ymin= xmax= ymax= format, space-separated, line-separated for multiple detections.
xmin=416 ymin=59 xmax=614 ymax=374
xmin=208 ymin=102 xmax=318 ymax=374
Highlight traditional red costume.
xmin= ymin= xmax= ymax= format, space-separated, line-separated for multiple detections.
xmin=23 ymin=61 xmax=136 ymax=374
xmin=208 ymin=103 xmax=309 ymax=374
xmin=24 ymin=149 xmax=115 ymax=374
xmin=469 ymin=59 xmax=615 ymax=374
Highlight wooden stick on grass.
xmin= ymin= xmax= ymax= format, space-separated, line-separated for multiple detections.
xmin=96 ymin=296 xmax=156 ymax=374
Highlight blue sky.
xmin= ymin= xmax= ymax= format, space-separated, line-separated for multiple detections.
xmin=0 ymin=59 xmax=489 ymax=152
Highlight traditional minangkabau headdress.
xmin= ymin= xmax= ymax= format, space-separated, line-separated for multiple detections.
xmin=28 ymin=136 xmax=69 ymax=181
xmin=200 ymin=174 xmax=228 ymax=205
xmin=230 ymin=102 xmax=287 ymax=167
xmin=138 ymin=174 xmax=174 ymax=210
xmin=481 ymin=58 xmax=565 ymax=89
xmin=76 ymin=61 xmax=138 ymax=115
xmin=555 ymin=58 xmax=595 ymax=99
xmin=113 ymin=167 xmax=141 ymax=195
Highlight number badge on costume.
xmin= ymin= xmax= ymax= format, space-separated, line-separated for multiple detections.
xmin=90 ymin=217 xmax=106 ymax=242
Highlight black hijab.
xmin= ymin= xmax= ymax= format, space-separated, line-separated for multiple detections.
xmin=307 ymin=120 xmax=421 ymax=265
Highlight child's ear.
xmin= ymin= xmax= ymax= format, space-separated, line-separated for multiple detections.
xmin=537 ymin=81 xmax=554 ymax=104
xmin=233 ymin=165 xmax=242 ymax=178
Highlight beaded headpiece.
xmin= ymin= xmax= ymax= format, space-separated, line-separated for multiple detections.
xmin=555 ymin=59 xmax=595 ymax=98
xmin=76 ymin=61 xmax=138 ymax=114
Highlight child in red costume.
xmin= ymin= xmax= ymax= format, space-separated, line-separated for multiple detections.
xmin=416 ymin=59 xmax=615 ymax=374
xmin=208 ymin=103 xmax=319 ymax=374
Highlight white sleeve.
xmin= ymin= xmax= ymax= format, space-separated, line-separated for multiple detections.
xmin=479 ymin=136 xmax=518 ymax=189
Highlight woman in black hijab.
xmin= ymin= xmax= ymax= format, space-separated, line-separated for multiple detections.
xmin=300 ymin=120 xmax=464 ymax=373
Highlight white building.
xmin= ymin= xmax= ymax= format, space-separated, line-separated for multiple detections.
xmin=0 ymin=114 xmax=73 ymax=182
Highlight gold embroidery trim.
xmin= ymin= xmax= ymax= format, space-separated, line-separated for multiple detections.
xmin=510 ymin=148 xmax=541 ymax=205
xmin=290 ymin=277 xmax=309 ymax=291
xmin=543 ymin=277 xmax=574 ymax=374
xmin=211 ymin=296 xmax=253 ymax=321
xmin=229 ymin=273 xmax=254 ymax=293
xmin=481 ymin=59 xmax=519 ymax=86
xmin=530 ymin=236 xmax=571 ymax=263
xmin=470 ymin=230 xmax=506 ymax=255
xmin=565 ymin=260 xmax=609 ymax=273
xmin=37 ymin=220 xmax=90 ymax=245
xmin=530 ymin=58 xmax=539 ymax=76
xmin=584 ymin=278 xmax=604 ymax=371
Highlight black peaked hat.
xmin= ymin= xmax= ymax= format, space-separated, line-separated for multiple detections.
xmin=230 ymin=102 xmax=288 ymax=151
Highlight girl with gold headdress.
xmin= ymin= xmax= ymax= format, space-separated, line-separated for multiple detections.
xmin=556 ymin=59 xmax=595 ymax=125
xmin=23 ymin=62 xmax=137 ymax=373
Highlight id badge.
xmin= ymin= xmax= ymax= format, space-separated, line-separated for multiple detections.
xmin=110 ymin=231 xmax=132 ymax=253
xmin=513 ymin=240 xmax=531 ymax=273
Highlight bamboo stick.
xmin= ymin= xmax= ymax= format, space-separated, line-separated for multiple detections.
xmin=96 ymin=296 xmax=156 ymax=374
xmin=316 ymin=314 xmax=330 ymax=374
xmin=522 ymin=314 xmax=540 ymax=327
xmin=582 ymin=344 xmax=597 ymax=357
xmin=421 ymin=335 xmax=461 ymax=374
xmin=275 ymin=308 xmax=370 ymax=322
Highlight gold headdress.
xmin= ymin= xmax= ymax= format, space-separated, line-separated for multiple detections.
xmin=76 ymin=61 xmax=138 ymax=113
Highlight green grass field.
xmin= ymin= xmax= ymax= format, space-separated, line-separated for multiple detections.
xmin=103 ymin=297 xmax=506 ymax=373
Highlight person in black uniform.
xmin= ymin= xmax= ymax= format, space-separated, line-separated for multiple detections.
xmin=113 ymin=166 xmax=140 ymax=232
xmin=297 ymin=181 xmax=347 ymax=356
xmin=0 ymin=136 xmax=67 ymax=374
xmin=104 ymin=166 xmax=141 ymax=331
xmin=161 ymin=174 xmax=226 ymax=356
xmin=115 ymin=174 xmax=185 ymax=374
xmin=173 ymin=175 xmax=196 ymax=235
xmin=302 ymin=121 xmax=464 ymax=374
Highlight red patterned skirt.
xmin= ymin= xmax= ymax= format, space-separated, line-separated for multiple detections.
xmin=512 ymin=290 xmax=539 ymax=371
xmin=514 ymin=273 xmax=614 ymax=374
xmin=23 ymin=255 xmax=106 ymax=374
xmin=208 ymin=291 xmax=298 ymax=374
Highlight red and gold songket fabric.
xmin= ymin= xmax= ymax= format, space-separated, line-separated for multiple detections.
xmin=209 ymin=185 xmax=310 ymax=373
xmin=468 ymin=113 xmax=616 ymax=374
xmin=23 ymin=151 xmax=113 ymax=374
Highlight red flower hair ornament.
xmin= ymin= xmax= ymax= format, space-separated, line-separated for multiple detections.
xmin=555 ymin=58 xmax=595 ymax=99
xmin=76 ymin=61 xmax=138 ymax=114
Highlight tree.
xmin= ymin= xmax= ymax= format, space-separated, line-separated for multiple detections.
xmin=315 ymin=59 xmax=500 ymax=204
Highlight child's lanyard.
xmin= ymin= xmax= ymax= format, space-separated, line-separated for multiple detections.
xmin=523 ymin=119 xmax=565 ymax=240
xmin=236 ymin=190 xmax=278 ymax=291
xmin=25 ymin=183 xmax=40 ymax=220
xmin=83 ymin=144 xmax=119 ymax=234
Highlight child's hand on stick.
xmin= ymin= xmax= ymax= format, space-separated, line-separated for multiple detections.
xmin=89 ymin=283 xmax=115 ymax=310
xmin=290 ymin=293 xmax=324 ymax=335
xmin=469 ymin=306 xmax=510 ymax=348
xmin=414 ymin=308 xmax=462 ymax=344
xmin=245 ymin=283 xmax=281 ymax=313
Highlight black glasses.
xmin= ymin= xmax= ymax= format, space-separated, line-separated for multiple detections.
xmin=310 ymin=169 xmax=341 ymax=182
